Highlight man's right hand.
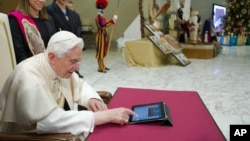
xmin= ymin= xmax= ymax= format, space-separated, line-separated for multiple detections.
xmin=94 ymin=107 xmax=137 ymax=126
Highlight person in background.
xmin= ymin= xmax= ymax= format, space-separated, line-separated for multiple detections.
xmin=176 ymin=7 xmax=189 ymax=43
xmin=46 ymin=0 xmax=84 ymax=78
xmin=95 ymin=0 xmax=118 ymax=73
xmin=0 ymin=31 xmax=135 ymax=139
xmin=8 ymin=0 xmax=56 ymax=64
xmin=46 ymin=0 xmax=82 ymax=39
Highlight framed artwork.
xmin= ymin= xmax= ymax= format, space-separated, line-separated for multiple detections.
xmin=172 ymin=52 xmax=191 ymax=66
xmin=161 ymin=35 xmax=182 ymax=51
xmin=146 ymin=25 xmax=190 ymax=66
xmin=148 ymin=35 xmax=190 ymax=66
xmin=148 ymin=36 xmax=173 ymax=54
xmin=145 ymin=24 xmax=163 ymax=37
xmin=148 ymin=34 xmax=183 ymax=54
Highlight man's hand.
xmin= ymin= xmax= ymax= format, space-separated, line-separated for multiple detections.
xmin=110 ymin=15 xmax=118 ymax=24
xmin=113 ymin=15 xmax=118 ymax=21
xmin=94 ymin=107 xmax=137 ymax=126
xmin=88 ymin=99 xmax=108 ymax=112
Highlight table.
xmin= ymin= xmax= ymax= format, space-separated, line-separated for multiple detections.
xmin=124 ymin=38 xmax=175 ymax=67
xmin=87 ymin=87 xmax=226 ymax=141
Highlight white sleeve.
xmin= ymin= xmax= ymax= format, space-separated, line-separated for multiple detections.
xmin=37 ymin=108 xmax=95 ymax=135
xmin=78 ymin=81 xmax=103 ymax=107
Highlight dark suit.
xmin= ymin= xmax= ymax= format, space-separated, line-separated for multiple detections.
xmin=46 ymin=3 xmax=82 ymax=37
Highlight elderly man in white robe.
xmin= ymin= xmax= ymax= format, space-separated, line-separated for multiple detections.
xmin=0 ymin=31 xmax=135 ymax=138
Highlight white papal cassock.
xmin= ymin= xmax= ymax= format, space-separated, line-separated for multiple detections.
xmin=0 ymin=53 xmax=103 ymax=136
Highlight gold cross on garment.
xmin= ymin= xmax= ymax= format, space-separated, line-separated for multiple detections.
xmin=52 ymin=78 xmax=65 ymax=107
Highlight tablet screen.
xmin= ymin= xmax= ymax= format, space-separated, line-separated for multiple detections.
xmin=130 ymin=103 xmax=163 ymax=122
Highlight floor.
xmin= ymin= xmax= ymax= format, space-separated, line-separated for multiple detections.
xmin=79 ymin=46 xmax=250 ymax=140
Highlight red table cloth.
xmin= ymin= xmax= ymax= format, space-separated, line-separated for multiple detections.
xmin=87 ymin=87 xmax=226 ymax=141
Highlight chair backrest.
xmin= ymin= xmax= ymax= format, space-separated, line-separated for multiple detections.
xmin=0 ymin=13 xmax=16 ymax=124
xmin=0 ymin=12 xmax=16 ymax=91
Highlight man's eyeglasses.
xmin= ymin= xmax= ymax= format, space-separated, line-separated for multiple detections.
xmin=65 ymin=54 xmax=80 ymax=67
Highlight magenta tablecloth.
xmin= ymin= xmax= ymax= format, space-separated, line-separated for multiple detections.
xmin=87 ymin=87 xmax=226 ymax=141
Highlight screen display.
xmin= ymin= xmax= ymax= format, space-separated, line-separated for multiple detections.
xmin=212 ymin=4 xmax=226 ymax=33
xmin=131 ymin=103 xmax=162 ymax=122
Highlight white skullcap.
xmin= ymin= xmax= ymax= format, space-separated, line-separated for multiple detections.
xmin=48 ymin=31 xmax=84 ymax=49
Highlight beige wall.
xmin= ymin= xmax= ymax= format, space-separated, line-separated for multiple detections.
xmin=0 ymin=0 xmax=19 ymax=13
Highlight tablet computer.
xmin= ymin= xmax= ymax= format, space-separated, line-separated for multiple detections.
xmin=129 ymin=102 xmax=171 ymax=125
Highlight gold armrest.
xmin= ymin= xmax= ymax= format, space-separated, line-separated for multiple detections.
xmin=96 ymin=91 xmax=113 ymax=105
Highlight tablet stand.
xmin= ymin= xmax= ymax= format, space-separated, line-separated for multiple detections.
xmin=161 ymin=103 xmax=173 ymax=126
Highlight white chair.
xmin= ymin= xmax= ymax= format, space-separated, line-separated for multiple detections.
xmin=0 ymin=13 xmax=16 ymax=91
xmin=0 ymin=13 xmax=16 ymax=131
